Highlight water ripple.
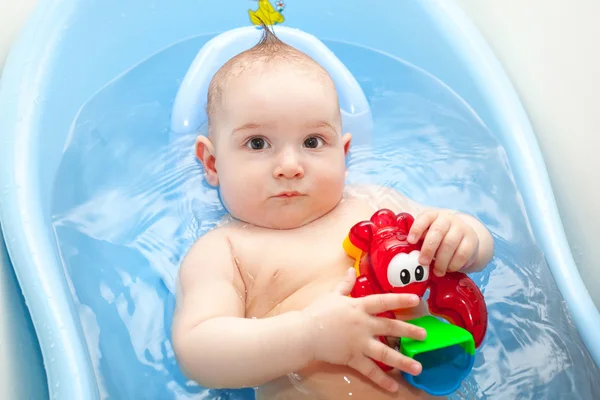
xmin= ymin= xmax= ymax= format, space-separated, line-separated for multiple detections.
xmin=50 ymin=37 xmax=600 ymax=399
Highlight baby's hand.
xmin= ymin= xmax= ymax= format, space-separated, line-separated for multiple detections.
xmin=302 ymin=268 xmax=426 ymax=393
xmin=407 ymin=209 xmax=479 ymax=276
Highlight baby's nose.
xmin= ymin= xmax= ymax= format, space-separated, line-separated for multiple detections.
xmin=274 ymin=149 xmax=304 ymax=179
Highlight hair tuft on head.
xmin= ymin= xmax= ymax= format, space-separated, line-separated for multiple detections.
xmin=253 ymin=16 xmax=287 ymax=52
xmin=205 ymin=15 xmax=337 ymax=133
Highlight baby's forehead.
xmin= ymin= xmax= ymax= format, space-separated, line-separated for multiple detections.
xmin=221 ymin=52 xmax=331 ymax=88
xmin=208 ymin=54 xmax=337 ymax=118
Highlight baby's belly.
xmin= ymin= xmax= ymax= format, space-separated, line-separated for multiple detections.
xmin=256 ymin=362 xmax=440 ymax=400
xmin=258 ymin=283 xmax=438 ymax=400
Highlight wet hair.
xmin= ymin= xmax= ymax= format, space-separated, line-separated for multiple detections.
xmin=205 ymin=21 xmax=333 ymax=134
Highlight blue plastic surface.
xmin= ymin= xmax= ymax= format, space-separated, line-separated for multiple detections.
xmin=171 ymin=25 xmax=372 ymax=143
xmin=403 ymin=345 xmax=475 ymax=396
xmin=0 ymin=227 xmax=49 ymax=399
xmin=0 ymin=0 xmax=599 ymax=399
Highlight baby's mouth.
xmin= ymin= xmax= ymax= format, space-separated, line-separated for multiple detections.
xmin=274 ymin=191 xmax=303 ymax=198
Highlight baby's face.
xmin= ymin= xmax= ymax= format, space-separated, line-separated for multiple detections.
xmin=203 ymin=63 xmax=351 ymax=229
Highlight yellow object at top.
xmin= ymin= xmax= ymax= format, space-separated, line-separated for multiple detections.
xmin=249 ymin=0 xmax=285 ymax=26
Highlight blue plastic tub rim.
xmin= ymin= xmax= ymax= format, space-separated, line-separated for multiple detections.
xmin=0 ymin=1 xmax=598 ymax=399
xmin=425 ymin=1 xmax=600 ymax=366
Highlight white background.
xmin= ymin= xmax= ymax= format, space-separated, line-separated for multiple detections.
xmin=455 ymin=0 xmax=600 ymax=308
xmin=1 ymin=0 xmax=599 ymax=397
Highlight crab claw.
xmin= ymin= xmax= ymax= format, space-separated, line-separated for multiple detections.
xmin=427 ymin=272 xmax=488 ymax=348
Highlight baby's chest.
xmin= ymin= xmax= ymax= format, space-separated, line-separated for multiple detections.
xmin=235 ymin=221 xmax=360 ymax=316
xmin=235 ymin=199 xmax=381 ymax=316
xmin=245 ymin=226 xmax=351 ymax=286
xmin=244 ymin=238 xmax=352 ymax=317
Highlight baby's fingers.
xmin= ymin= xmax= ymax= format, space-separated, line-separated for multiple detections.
xmin=335 ymin=268 xmax=358 ymax=296
xmin=366 ymin=340 xmax=422 ymax=376
xmin=419 ymin=216 xmax=452 ymax=266
xmin=347 ymin=356 xmax=399 ymax=393
xmin=408 ymin=210 xmax=438 ymax=244
xmin=359 ymin=293 xmax=420 ymax=315
xmin=432 ymin=225 xmax=464 ymax=276
xmin=372 ymin=317 xmax=426 ymax=341
xmin=448 ymin=234 xmax=478 ymax=272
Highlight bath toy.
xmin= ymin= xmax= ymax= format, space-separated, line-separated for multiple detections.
xmin=275 ymin=1 xmax=286 ymax=13
xmin=343 ymin=209 xmax=488 ymax=396
xmin=249 ymin=0 xmax=284 ymax=26
xmin=3 ymin=1 xmax=600 ymax=398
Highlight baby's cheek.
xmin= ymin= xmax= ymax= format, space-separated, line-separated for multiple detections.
xmin=219 ymin=173 xmax=259 ymax=210
xmin=315 ymin=169 xmax=345 ymax=193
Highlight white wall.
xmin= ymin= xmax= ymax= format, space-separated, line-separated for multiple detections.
xmin=0 ymin=1 xmax=36 ymax=68
xmin=455 ymin=0 xmax=600 ymax=308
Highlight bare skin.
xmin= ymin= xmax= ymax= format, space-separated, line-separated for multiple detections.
xmin=173 ymin=186 xmax=490 ymax=400
xmin=172 ymin=32 xmax=494 ymax=399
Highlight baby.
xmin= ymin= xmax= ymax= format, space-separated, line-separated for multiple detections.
xmin=172 ymin=25 xmax=494 ymax=400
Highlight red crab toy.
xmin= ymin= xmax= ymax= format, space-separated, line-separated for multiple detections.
xmin=343 ymin=209 xmax=488 ymax=371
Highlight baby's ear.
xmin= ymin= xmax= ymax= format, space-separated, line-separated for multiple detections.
xmin=342 ymin=133 xmax=352 ymax=156
xmin=195 ymin=135 xmax=218 ymax=186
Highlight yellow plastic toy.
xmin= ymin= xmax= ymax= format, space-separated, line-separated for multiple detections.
xmin=249 ymin=0 xmax=285 ymax=26
xmin=343 ymin=234 xmax=363 ymax=278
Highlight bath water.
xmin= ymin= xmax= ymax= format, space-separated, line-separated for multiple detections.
xmin=51 ymin=35 xmax=600 ymax=399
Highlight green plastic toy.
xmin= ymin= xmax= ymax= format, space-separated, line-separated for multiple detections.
xmin=399 ymin=316 xmax=476 ymax=395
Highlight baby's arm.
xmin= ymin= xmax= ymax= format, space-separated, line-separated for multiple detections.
xmin=172 ymin=228 xmax=428 ymax=393
xmin=171 ymin=229 xmax=312 ymax=389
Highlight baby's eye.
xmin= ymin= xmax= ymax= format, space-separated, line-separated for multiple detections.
xmin=303 ymin=136 xmax=324 ymax=149
xmin=246 ymin=137 xmax=270 ymax=150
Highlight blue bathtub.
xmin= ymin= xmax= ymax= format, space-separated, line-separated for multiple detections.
xmin=0 ymin=0 xmax=598 ymax=398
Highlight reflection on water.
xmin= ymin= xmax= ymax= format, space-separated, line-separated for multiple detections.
xmin=51 ymin=37 xmax=600 ymax=399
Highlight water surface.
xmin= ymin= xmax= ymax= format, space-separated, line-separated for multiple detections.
xmin=51 ymin=36 xmax=600 ymax=399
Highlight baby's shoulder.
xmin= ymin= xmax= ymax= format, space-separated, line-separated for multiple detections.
xmin=190 ymin=224 xmax=229 ymax=246
xmin=345 ymin=183 xmax=399 ymax=198
xmin=345 ymin=183 xmax=422 ymax=214
xmin=181 ymin=225 xmax=236 ymax=270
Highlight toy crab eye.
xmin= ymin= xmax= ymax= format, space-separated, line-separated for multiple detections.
xmin=387 ymin=251 xmax=428 ymax=287
xmin=415 ymin=265 xmax=425 ymax=281
xmin=400 ymin=269 xmax=410 ymax=285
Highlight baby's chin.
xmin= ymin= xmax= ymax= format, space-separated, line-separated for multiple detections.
xmin=238 ymin=213 xmax=321 ymax=230
xmin=231 ymin=204 xmax=336 ymax=230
